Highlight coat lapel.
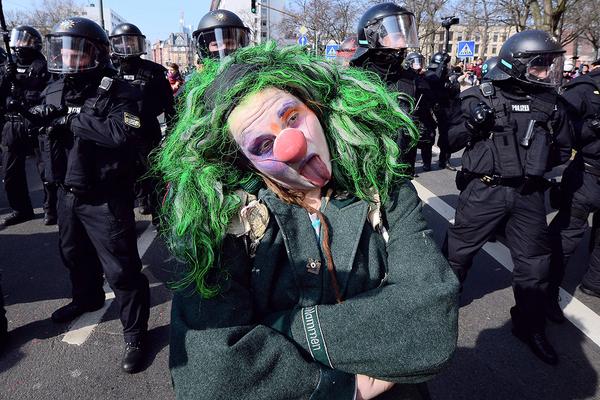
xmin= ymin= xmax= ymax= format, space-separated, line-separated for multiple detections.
xmin=260 ymin=190 xmax=324 ymax=307
xmin=323 ymin=197 xmax=369 ymax=297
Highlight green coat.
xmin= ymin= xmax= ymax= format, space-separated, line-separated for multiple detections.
xmin=170 ymin=182 xmax=459 ymax=399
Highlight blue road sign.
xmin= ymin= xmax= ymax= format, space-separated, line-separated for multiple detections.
xmin=298 ymin=36 xmax=308 ymax=46
xmin=325 ymin=44 xmax=339 ymax=59
xmin=457 ymin=41 xmax=475 ymax=58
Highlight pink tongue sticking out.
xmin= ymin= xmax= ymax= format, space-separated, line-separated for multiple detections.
xmin=273 ymin=128 xmax=307 ymax=163
xmin=300 ymin=156 xmax=331 ymax=187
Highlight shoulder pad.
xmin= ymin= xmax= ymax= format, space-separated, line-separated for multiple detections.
xmin=460 ymin=85 xmax=483 ymax=100
xmin=109 ymin=77 xmax=143 ymax=100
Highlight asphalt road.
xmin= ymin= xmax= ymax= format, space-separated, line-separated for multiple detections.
xmin=1 ymin=152 xmax=599 ymax=400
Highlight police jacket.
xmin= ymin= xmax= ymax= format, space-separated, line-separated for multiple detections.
xmin=355 ymin=57 xmax=438 ymax=144
xmin=561 ymin=69 xmax=600 ymax=170
xmin=170 ymin=183 xmax=459 ymax=399
xmin=118 ymin=58 xmax=175 ymax=144
xmin=425 ymin=70 xmax=460 ymax=139
xmin=39 ymin=68 xmax=143 ymax=192
xmin=446 ymin=80 xmax=572 ymax=178
xmin=0 ymin=54 xmax=49 ymax=111
xmin=0 ymin=54 xmax=49 ymax=144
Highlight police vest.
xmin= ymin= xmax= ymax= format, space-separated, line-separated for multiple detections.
xmin=462 ymin=83 xmax=557 ymax=178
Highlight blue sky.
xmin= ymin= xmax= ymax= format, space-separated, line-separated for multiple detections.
xmin=3 ymin=0 xmax=214 ymax=43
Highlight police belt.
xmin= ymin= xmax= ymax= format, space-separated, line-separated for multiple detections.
xmin=475 ymin=173 xmax=524 ymax=187
xmin=58 ymin=183 xmax=125 ymax=199
xmin=584 ymin=162 xmax=600 ymax=177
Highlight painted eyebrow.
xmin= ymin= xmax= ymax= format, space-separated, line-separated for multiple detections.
xmin=277 ymin=100 xmax=299 ymax=119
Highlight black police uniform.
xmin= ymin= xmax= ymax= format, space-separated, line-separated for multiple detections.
xmin=0 ymin=53 xmax=50 ymax=221
xmin=445 ymin=79 xmax=572 ymax=334
xmin=548 ymin=68 xmax=600 ymax=297
xmin=40 ymin=69 xmax=150 ymax=343
xmin=352 ymin=57 xmax=438 ymax=175
xmin=425 ymin=65 xmax=460 ymax=169
xmin=117 ymin=58 xmax=174 ymax=215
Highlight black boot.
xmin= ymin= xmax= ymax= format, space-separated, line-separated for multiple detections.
xmin=2 ymin=211 xmax=34 ymax=226
xmin=51 ymin=301 xmax=105 ymax=323
xmin=121 ymin=339 xmax=146 ymax=373
xmin=511 ymin=307 xmax=558 ymax=365
xmin=43 ymin=213 xmax=57 ymax=226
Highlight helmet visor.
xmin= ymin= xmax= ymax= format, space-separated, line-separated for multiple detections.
xmin=409 ymin=54 xmax=424 ymax=70
xmin=367 ymin=14 xmax=419 ymax=49
xmin=525 ymin=53 xmax=564 ymax=87
xmin=110 ymin=35 xmax=146 ymax=57
xmin=195 ymin=27 xmax=249 ymax=59
xmin=47 ymin=36 xmax=100 ymax=74
xmin=10 ymin=29 xmax=39 ymax=49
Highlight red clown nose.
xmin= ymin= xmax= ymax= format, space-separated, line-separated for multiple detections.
xmin=273 ymin=128 xmax=307 ymax=163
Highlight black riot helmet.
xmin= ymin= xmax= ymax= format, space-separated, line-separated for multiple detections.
xmin=109 ymin=23 xmax=147 ymax=58
xmin=46 ymin=17 xmax=111 ymax=74
xmin=481 ymin=56 xmax=499 ymax=80
xmin=352 ymin=3 xmax=418 ymax=63
xmin=428 ymin=52 xmax=448 ymax=69
xmin=404 ymin=51 xmax=424 ymax=72
xmin=192 ymin=9 xmax=250 ymax=60
xmin=487 ymin=30 xmax=565 ymax=88
xmin=9 ymin=25 xmax=43 ymax=62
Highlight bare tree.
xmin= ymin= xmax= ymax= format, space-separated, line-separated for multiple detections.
xmin=5 ymin=0 xmax=83 ymax=36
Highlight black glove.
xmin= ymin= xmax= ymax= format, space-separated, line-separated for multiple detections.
xmin=46 ymin=113 xmax=75 ymax=137
xmin=5 ymin=62 xmax=17 ymax=79
xmin=29 ymin=104 xmax=67 ymax=121
xmin=466 ymin=102 xmax=495 ymax=138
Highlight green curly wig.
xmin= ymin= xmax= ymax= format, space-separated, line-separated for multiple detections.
xmin=155 ymin=42 xmax=419 ymax=297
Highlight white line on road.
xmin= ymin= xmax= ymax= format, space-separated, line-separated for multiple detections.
xmin=412 ymin=180 xmax=600 ymax=348
xmin=62 ymin=222 xmax=158 ymax=346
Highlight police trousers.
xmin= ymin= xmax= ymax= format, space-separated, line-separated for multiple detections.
xmin=549 ymin=165 xmax=600 ymax=295
xmin=446 ymin=178 xmax=552 ymax=332
xmin=1 ymin=119 xmax=34 ymax=215
xmin=57 ymin=188 xmax=150 ymax=341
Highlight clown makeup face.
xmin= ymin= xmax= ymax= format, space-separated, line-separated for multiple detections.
xmin=228 ymin=87 xmax=332 ymax=191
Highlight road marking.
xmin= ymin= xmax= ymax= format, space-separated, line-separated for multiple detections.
xmin=62 ymin=222 xmax=157 ymax=346
xmin=412 ymin=180 xmax=600 ymax=348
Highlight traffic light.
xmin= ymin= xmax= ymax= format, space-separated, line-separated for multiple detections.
xmin=251 ymin=0 xmax=257 ymax=14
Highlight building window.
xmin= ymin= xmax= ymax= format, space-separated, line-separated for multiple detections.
xmin=457 ymin=33 xmax=463 ymax=42
xmin=474 ymin=44 xmax=479 ymax=54
xmin=493 ymin=33 xmax=498 ymax=42
xmin=501 ymin=34 xmax=507 ymax=42
xmin=491 ymin=46 xmax=497 ymax=54
xmin=475 ymin=34 xmax=480 ymax=41
xmin=438 ymin=32 xmax=444 ymax=41
xmin=448 ymin=31 xmax=453 ymax=41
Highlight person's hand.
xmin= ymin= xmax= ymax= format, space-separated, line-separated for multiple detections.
xmin=466 ymin=102 xmax=495 ymax=136
xmin=29 ymin=104 xmax=67 ymax=121
xmin=356 ymin=374 xmax=395 ymax=400
xmin=5 ymin=62 xmax=17 ymax=79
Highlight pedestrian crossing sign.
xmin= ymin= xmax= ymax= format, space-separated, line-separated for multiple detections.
xmin=457 ymin=41 xmax=475 ymax=58
xmin=325 ymin=44 xmax=340 ymax=59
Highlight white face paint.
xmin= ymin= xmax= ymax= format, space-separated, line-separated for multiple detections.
xmin=228 ymin=87 xmax=332 ymax=191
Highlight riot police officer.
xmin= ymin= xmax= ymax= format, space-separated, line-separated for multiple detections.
xmin=425 ymin=52 xmax=460 ymax=171
xmin=404 ymin=51 xmax=425 ymax=74
xmin=0 ymin=25 xmax=51 ymax=226
xmin=30 ymin=17 xmax=150 ymax=373
xmin=109 ymin=23 xmax=175 ymax=222
xmin=548 ymin=58 xmax=600 ymax=309
xmin=350 ymin=3 xmax=437 ymax=176
xmin=444 ymin=30 xmax=572 ymax=365
xmin=192 ymin=9 xmax=250 ymax=60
